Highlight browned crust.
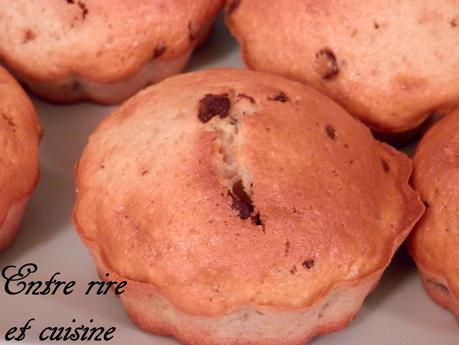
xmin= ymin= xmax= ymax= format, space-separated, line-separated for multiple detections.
xmin=408 ymin=110 xmax=459 ymax=317
xmin=0 ymin=66 xmax=41 ymax=251
xmin=225 ymin=0 xmax=459 ymax=133
xmin=0 ymin=1 xmax=223 ymax=103
xmin=71 ymin=235 xmax=382 ymax=345
xmin=376 ymin=142 xmax=425 ymax=252
xmin=73 ymin=68 xmax=423 ymax=343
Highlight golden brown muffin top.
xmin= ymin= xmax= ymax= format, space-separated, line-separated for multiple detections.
xmin=74 ymin=69 xmax=423 ymax=316
xmin=226 ymin=0 xmax=459 ymax=133
xmin=0 ymin=66 xmax=41 ymax=225
xmin=410 ymin=111 xmax=459 ymax=296
xmin=0 ymin=0 xmax=223 ymax=83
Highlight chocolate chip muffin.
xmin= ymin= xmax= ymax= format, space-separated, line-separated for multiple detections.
xmin=409 ymin=110 xmax=459 ymax=319
xmin=0 ymin=66 xmax=41 ymax=251
xmin=226 ymin=0 xmax=459 ymax=133
xmin=74 ymin=69 xmax=423 ymax=344
xmin=0 ymin=0 xmax=223 ymax=104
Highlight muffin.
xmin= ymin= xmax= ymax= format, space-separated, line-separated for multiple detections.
xmin=74 ymin=69 xmax=424 ymax=344
xmin=0 ymin=0 xmax=223 ymax=104
xmin=0 ymin=66 xmax=41 ymax=251
xmin=226 ymin=0 xmax=459 ymax=134
xmin=409 ymin=110 xmax=459 ymax=319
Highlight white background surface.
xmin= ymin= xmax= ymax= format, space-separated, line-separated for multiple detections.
xmin=0 ymin=15 xmax=457 ymax=345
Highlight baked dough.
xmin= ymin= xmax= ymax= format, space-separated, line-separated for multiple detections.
xmin=0 ymin=66 xmax=41 ymax=251
xmin=0 ymin=0 xmax=223 ymax=104
xmin=409 ymin=110 xmax=459 ymax=319
xmin=74 ymin=69 xmax=424 ymax=344
xmin=226 ymin=0 xmax=459 ymax=133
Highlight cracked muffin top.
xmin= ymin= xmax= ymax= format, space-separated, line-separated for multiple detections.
xmin=0 ymin=66 xmax=40 ymax=231
xmin=226 ymin=0 xmax=459 ymax=133
xmin=409 ymin=110 xmax=459 ymax=297
xmin=74 ymin=68 xmax=423 ymax=316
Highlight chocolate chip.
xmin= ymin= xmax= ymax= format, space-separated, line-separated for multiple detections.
xmin=229 ymin=180 xmax=254 ymax=219
xmin=325 ymin=125 xmax=336 ymax=140
xmin=228 ymin=0 xmax=241 ymax=14
xmin=153 ymin=44 xmax=166 ymax=58
xmin=269 ymin=91 xmax=289 ymax=103
xmin=381 ymin=158 xmax=390 ymax=173
xmin=78 ymin=1 xmax=88 ymax=19
xmin=373 ymin=21 xmax=380 ymax=29
xmin=251 ymin=213 xmax=263 ymax=226
xmin=316 ymin=48 xmax=339 ymax=79
xmin=302 ymin=259 xmax=314 ymax=269
xmin=229 ymin=180 xmax=263 ymax=229
xmin=450 ymin=19 xmax=458 ymax=27
xmin=198 ymin=94 xmax=231 ymax=123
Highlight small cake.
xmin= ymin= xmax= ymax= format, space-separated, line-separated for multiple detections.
xmin=74 ymin=69 xmax=423 ymax=344
xmin=0 ymin=0 xmax=223 ymax=104
xmin=226 ymin=0 xmax=459 ymax=134
xmin=409 ymin=110 xmax=459 ymax=319
xmin=0 ymin=66 xmax=41 ymax=251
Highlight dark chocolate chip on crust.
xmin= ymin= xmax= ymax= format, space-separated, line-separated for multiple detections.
xmin=198 ymin=94 xmax=231 ymax=123
xmin=251 ymin=213 xmax=263 ymax=227
xmin=268 ymin=91 xmax=289 ymax=103
xmin=229 ymin=179 xmax=254 ymax=220
xmin=302 ymin=259 xmax=315 ymax=269
xmin=316 ymin=48 xmax=339 ymax=79
xmin=229 ymin=180 xmax=263 ymax=229
xmin=78 ymin=1 xmax=88 ymax=19
xmin=325 ymin=125 xmax=336 ymax=140
xmin=65 ymin=0 xmax=88 ymax=19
